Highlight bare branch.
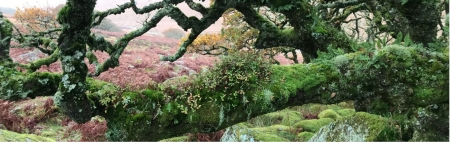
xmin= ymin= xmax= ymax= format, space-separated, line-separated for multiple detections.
xmin=185 ymin=0 xmax=208 ymax=15
xmin=161 ymin=1 xmax=234 ymax=61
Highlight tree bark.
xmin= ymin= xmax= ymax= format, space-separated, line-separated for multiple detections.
xmin=53 ymin=0 xmax=98 ymax=123
xmin=0 ymin=13 xmax=13 ymax=66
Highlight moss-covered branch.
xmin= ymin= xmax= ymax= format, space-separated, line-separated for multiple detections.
xmin=24 ymin=48 xmax=60 ymax=72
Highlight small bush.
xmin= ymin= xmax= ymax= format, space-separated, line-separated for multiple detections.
xmin=197 ymin=51 xmax=272 ymax=97
xmin=94 ymin=18 xmax=122 ymax=32
xmin=162 ymin=28 xmax=185 ymax=39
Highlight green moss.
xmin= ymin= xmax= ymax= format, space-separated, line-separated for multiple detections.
xmin=270 ymin=63 xmax=331 ymax=96
xmin=250 ymin=109 xmax=303 ymax=127
xmin=56 ymin=5 xmax=70 ymax=24
xmin=412 ymin=87 xmax=447 ymax=106
xmin=250 ymin=124 xmax=294 ymax=132
xmin=309 ymin=112 xmax=399 ymax=141
xmin=122 ymin=92 xmax=138 ymax=99
xmin=297 ymin=132 xmax=315 ymax=141
xmin=350 ymin=112 xmax=398 ymax=141
xmin=318 ymin=109 xmax=342 ymax=120
xmin=293 ymin=118 xmax=334 ymax=132
xmin=189 ymin=102 xmax=220 ymax=124
xmin=368 ymin=99 xmax=391 ymax=115
xmin=159 ymin=136 xmax=189 ymax=142
xmin=28 ymin=49 xmax=60 ymax=72
xmin=336 ymin=109 xmax=356 ymax=117
xmin=250 ymin=132 xmax=290 ymax=141
xmin=142 ymin=89 xmax=164 ymax=102
xmin=0 ymin=129 xmax=55 ymax=142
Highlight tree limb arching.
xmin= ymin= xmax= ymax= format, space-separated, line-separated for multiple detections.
xmin=160 ymin=0 xmax=236 ymax=61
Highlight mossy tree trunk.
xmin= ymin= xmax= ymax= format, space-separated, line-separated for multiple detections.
xmin=53 ymin=0 xmax=98 ymax=123
xmin=0 ymin=13 xmax=13 ymax=66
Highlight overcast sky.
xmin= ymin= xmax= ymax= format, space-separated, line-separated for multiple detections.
xmin=1 ymin=0 xmax=164 ymax=10
xmin=2 ymin=0 xmax=67 ymax=8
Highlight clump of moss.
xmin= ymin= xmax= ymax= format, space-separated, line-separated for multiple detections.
xmin=318 ymin=109 xmax=342 ymax=120
xmin=336 ymin=109 xmax=355 ymax=117
xmin=248 ymin=109 xmax=303 ymax=127
xmin=0 ymin=129 xmax=55 ymax=142
xmin=293 ymin=118 xmax=334 ymax=132
xmin=298 ymin=132 xmax=315 ymax=141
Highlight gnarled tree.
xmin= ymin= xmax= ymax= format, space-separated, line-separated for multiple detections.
xmin=0 ymin=0 xmax=448 ymax=141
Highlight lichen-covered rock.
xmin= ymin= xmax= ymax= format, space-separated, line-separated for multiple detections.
xmin=318 ymin=109 xmax=342 ymax=120
xmin=410 ymin=104 xmax=449 ymax=141
xmin=308 ymin=112 xmax=399 ymax=142
xmin=0 ymin=129 xmax=55 ymax=142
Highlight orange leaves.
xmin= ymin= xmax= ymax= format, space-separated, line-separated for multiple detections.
xmin=179 ymin=33 xmax=228 ymax=54
xmin=190 ymin=33 xmax=224 ymax=47
xmin=14 ymin=5 xmax=59 ymax=32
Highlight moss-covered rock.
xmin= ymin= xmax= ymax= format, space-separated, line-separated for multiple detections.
xmin=309 ymin=112 xmax=399 ymax=141
xmin=297 ymin=132 xmax=315 ymax=141
xmin=220 ymin=123 xmax=295 ymax=141
xmin=293 ymin=118 xmax=334 ymax=132
xmin=250 ymin=124 xmax=294 ymax=132
xmin=159 ymin=136 xmax=189 ymax=142
xmin=336 ymin=109 xmax=355 ymax=117
xmin=0 ymin=129 xmax=55 ymax=142
xmin=249 ymin=109 xmax=303 ymax=126
xmin=318 ymin=109 xmax=342 ymax=120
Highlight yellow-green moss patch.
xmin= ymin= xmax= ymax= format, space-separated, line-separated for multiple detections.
xmin=337 ymin=109 xmax=355 ymax=117
xmin=298 ymin=132 xmax=315 ymax=141
xmin=318 ymin=109 xmax=342 ymax=120
xmin=293 ymin=118 xmax=334 ymax=132
xmin=0 ymin=129 xmax=55 ymax=142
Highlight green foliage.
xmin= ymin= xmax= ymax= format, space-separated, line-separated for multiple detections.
xmin=196 ymin=51 xmax=272 ymax=101
xmin=56 ymin=5 xmax=70 ymax=24
xmin=298 ymin=132 xmax=315 ymax=141
xmin=0 ymin=66 xmax=61 ymax=100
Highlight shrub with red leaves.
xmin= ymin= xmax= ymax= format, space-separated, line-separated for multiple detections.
xmin=65 ymin=118 xmax=108 ymax=141
xmin=0 ymin=97 xmax=56 ymax=133
xmin=188 ymin=130 xmax=225 ymax=141
xmin=302 ymin=113 xmax=319 ymax=120
xmin=0 ymin=100 xmax=23 ymax=132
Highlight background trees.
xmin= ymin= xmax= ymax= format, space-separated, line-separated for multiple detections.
xmin=0 ymin=0 xmax=448 ymax=141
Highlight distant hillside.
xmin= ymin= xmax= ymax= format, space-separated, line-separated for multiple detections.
xmin=0 ymin=7 xmax=16 ymax=15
